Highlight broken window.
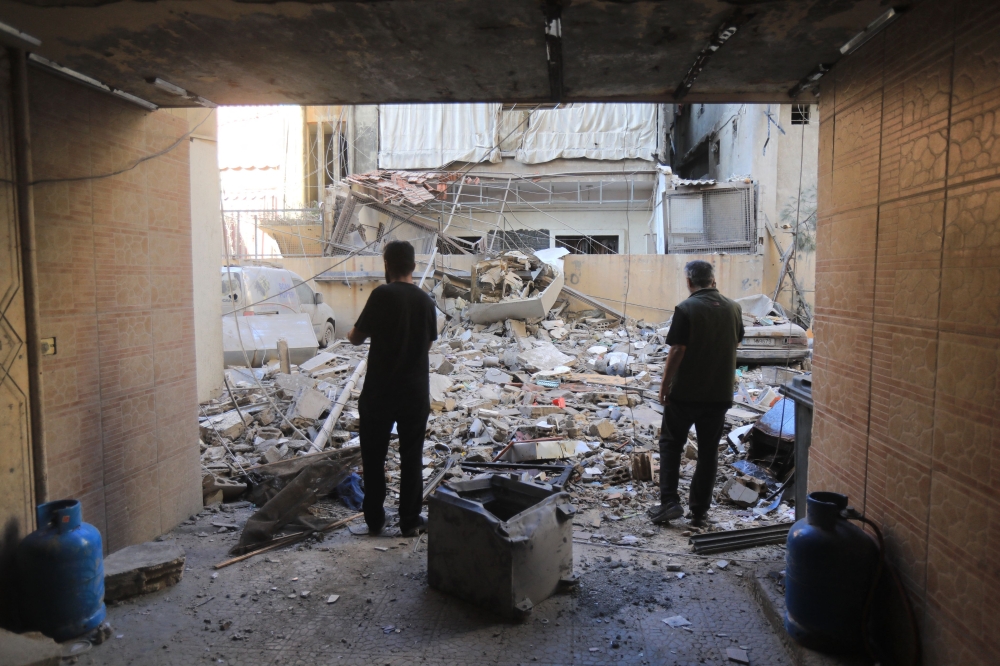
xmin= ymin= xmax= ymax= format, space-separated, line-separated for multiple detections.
xmin=664 ymin=183 xmax=756 ymax=254
xmin=555 ymin=235 xmax=619 ymax=255
xmin=791 ymin=105 xmax=811 ymax=125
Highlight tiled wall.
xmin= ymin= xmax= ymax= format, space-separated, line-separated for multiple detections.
xmin=30 ymin=70 xmax=201 ymax=553
xmin=811 ymin=2 xmax=999 ymax=662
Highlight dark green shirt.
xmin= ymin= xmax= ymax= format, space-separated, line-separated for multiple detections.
xmin=665 ymin=288 xmax=744 ymax=406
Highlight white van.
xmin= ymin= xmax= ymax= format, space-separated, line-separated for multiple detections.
xmin=222 ymin=266 xmax=336 ymax=347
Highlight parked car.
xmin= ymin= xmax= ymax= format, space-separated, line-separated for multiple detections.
xmin=221 ymin=266 xmax=336 ymax=367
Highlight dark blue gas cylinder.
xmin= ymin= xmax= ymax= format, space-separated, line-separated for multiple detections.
xmin=17 ymin=499 xmax=107 ymax=641
xmin=784 ymin=492 xmax=879 ymax=654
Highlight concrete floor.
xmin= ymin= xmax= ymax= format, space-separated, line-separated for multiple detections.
xmin=74 ymin=504 xmax=793 ymax=666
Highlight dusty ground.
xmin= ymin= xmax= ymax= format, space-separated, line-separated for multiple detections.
xmin=69 ymin=502 xmax=794 ymax=666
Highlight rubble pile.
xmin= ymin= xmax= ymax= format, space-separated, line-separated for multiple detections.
xmin=471 ymin=251 xmax=556 ymax=304
xmin=199 ymin=280 xmax=809 ymax=543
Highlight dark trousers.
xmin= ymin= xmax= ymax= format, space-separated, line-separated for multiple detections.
xmin=658 ymin=400 xmax=729 ymax=516
xmin=358 ymin=393 xmax=429 ymax=531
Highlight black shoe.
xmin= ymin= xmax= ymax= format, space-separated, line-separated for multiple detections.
xmin=648 ymin=502 xmax=684 ymax=524
xmin=349 ymin=522 xmax=383 ymax=536
xmin=689 ymin=513 xmax=717 ymax=528
xmin=400 ymin=515 xmax=427 ymax=537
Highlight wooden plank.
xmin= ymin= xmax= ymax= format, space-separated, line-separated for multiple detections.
xmin=566 ymin=372 xmax=633 ymax=387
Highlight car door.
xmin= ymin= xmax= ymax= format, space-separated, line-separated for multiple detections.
xmin=291 ymin=277 xmax=320 ymax=336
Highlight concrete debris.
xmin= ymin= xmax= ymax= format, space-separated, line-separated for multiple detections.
xmin=197 ymin=287 xmax=802 ymax=545
xmin=104 ymin=542 xmax=185 ymax=602
xmin=200 ymin=410 xmax=246 ymax=441
xmin=0 ymin=627 xmax=63 ymax=666
xmin=589 ymin=419 xmax=617 ymax=440
xmin=289 ymin=387 xmax=332 ymax=420
xmin=722 ymin=478 xmax=760 ymax=508
xmin=726 ymin=646 xmax=750 ymax=664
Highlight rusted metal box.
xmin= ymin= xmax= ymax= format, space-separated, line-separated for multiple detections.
xmin=427 ymin=475 xmax=575 ymax=619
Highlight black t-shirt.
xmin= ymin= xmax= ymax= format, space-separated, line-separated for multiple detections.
xmin=665 ymin=288 xmax=744 ymax=406
xmin=354 ymin=282 xmax=438 ymax=399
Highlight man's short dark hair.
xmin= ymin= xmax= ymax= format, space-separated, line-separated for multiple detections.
xmin=383 ymin=240 xmax=416 ymax=280
xmin=685 ymin=260 xmax=714 ymax=288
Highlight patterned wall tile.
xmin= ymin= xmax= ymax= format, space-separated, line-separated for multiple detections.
xmin=886 ymin=393 xmax=935 ymax=458
xmin=925 ymin=539 xmax=986 ymax=659
xmin=929 ymin=474 xmax=990 ymax=567
xmin=933 ymin=403 xmax=996 ymax=495
xmin=30 ymin=69 xmax=199 ymax=553
xmin=953 ymin=11 xmax=1000 ymax=107
xmin=936 ymin=333 xmax=999 ymax=412
xmin=889 ymin=330 xmax=937 ymax=389
xmin=948 ymin=105 xmax=1000 ymax=185
xmin=813 ymin=4 xmax=1000 ymax=661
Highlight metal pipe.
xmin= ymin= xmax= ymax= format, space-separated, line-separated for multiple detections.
xmin=310 ymin=358 xmax=367 ymax=453
xmin=10 ymin=48 xmax=47 ymax=505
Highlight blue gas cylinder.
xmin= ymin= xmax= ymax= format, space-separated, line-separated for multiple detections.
xmin=784 ymin=492 xmax=878 ymax=654
xmin=17 ymin=499 xmax=107 ymax=641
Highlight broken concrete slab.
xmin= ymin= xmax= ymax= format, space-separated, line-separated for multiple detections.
xmin=200 ymin=410 xmax=246 ymax=440
xmin=298 ymin=352 xmax=337 ymax=373
xmin=0 ymin=628 xmax=62 ymax=666
xmin=104 ymin=542 xmax=185 ymax=602
xmin=289 ymin=387 xmax=331 ymax=420
xmin=483 ymin=367 xmax=512 ymax=384
xmin=726 ymin=647 xmax=750 ymax=664
xmin=429 ymin=374 xmax=454 ymax=403
xmin=517 ymin=344 xmax=573 ymax=372
xmin=275 ymin=373 xmax=318 ymax=392
xmin=722 ymin=478 xmax=760 ymax=508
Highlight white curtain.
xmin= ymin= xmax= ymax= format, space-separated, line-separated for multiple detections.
xmin=516 ymin=103 xmax=658 ymax=164
xmin=378 ymin=103 xmax=501 ymax=169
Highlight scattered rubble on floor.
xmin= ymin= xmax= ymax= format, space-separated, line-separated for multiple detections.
xmin=103 ymin=542 xmax=186 ymax=602
xmin=197 ymin=272 xmax=807 ymax=556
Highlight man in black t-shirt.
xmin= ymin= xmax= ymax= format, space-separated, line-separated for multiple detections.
xmin=648 ymin=260 xmax=744 ymax=527
xmin=348 ymin=240 xmax=438 ymax=537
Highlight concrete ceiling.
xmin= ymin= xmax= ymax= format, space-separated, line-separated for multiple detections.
xmin=0 ymin=0 xmax=907 ymax=108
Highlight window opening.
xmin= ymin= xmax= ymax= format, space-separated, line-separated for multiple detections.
xmin=555 ymin=235 xmax=619 ymax=255
xmin=791 ymin=105 xmax=811 ymax=125
xmin=665 ymin=184 xmax=756 ymax=254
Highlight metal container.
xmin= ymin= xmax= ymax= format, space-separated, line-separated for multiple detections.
xmin=780 ymin=373 xmax=813 ymax=520
xmin=428 ymin=475 xmax=575 ymax=619
xmin=17 ymin=500 xmax=107 ymax=641
xmin=784 ymin=492 xmax=878 ymax=654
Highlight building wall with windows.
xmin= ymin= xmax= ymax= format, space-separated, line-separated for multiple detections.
xmin=673 ymin=103 xmax=818 ymax=317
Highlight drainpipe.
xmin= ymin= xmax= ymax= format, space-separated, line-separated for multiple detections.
xmin=9 ymin=48 xmax=47 ymax=505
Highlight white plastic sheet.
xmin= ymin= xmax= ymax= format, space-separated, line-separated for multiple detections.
xmin=378 ymin=103 xmax=502 ymax=169
xmin=516 ymin=104 xmax=658 ymax=164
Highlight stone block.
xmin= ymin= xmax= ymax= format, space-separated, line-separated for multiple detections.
xmin=104 ymin=542 xmax=185 ymax=602
xmin=589 ymin=419 xmax=616 ymax=439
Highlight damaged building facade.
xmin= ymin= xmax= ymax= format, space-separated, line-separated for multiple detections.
xmin=221 ymin=101 xmax=816 ymax=330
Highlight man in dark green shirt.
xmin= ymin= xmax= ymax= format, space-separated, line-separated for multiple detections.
xmin=649 ymin=260 xmax=744 ymax=527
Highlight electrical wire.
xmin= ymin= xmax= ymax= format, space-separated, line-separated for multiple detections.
xmin=227 ymin=104 xmax=546 ymax=312
xmin=0 ymin=109 xmax=214 ymax=186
